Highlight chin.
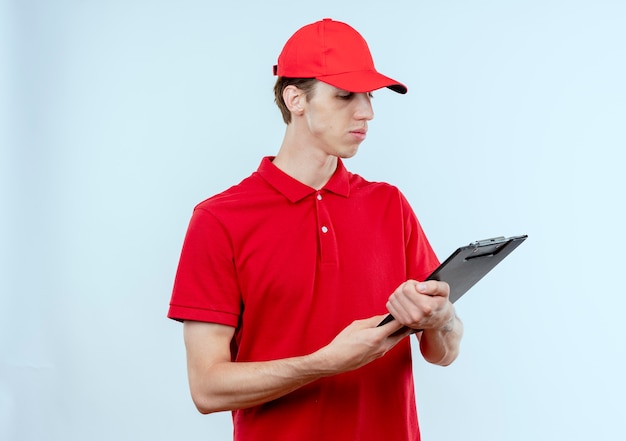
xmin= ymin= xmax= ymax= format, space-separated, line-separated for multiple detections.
xmin=338 ymin=146 xmax=360 ymax=159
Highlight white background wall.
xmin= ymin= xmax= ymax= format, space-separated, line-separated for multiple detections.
xmin=2 ymin=1 xmax=625 ymax=440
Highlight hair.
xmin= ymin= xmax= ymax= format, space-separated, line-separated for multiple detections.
xmin=273 ymin=77 xmax=318 ymax=124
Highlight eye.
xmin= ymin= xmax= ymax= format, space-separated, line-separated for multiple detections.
xmin=336 ymin=92 xmax=374 ymax=100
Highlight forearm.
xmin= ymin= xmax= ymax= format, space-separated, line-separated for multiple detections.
xmin=418 ymin=314 xmax=463 ymax=366
xmin=189 ymin=350 xmax=334 ymax=414
xmin=186 ymin=315 xmax=406 ymax=414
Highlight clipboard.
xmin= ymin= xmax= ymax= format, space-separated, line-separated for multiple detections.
xmin=378 ymin=234 xmax=528 ymax=327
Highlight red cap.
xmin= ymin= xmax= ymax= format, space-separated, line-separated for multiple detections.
xmin=273 ymin=18 xmax=407 ymax=94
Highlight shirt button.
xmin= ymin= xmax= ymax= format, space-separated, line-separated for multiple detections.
xmin=317 ymin=194 xmax=322 ymax=201
xmin=321 ymin=226 xmax=328 ymax=233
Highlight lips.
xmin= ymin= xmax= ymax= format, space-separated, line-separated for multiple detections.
xmin=350 ymin=128 xmax=367 ymax=140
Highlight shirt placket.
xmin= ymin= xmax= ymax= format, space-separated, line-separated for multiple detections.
xmin=315 ymin=191 xmax=339 ymax=266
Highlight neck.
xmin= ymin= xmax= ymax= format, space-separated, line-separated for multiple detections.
xmin=272 ymin=126 xmax=338 ymax=190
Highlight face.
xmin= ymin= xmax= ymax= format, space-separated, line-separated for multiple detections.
xmin=299 ymin=81 xmax=375 ymax=159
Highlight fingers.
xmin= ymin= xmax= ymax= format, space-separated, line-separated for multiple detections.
xmin=368 ymin=314 xmax=395 ymax=326
xmin=365 ymin=314 xmax=413 ymax=340
xmin=385 ymin=280 xmax=452 ymax=330
xmin=415 ymin=280 xmax=450 ymax=298
xmin=391 ymin=280 xmax=449 ymax=304
xmin=352 ymin=314 xmax=406 ymax=339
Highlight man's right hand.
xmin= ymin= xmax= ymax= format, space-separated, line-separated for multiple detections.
xmin=312 ymin=314 xmax=413 ymax=374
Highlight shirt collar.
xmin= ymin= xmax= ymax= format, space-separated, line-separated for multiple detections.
xmin=257 ymin=156 xmax=351 ymax=203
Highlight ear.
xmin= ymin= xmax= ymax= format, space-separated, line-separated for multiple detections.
xmin=282 ymin=85 xmax=305 ymax=117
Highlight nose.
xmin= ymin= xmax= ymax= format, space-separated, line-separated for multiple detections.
xmin=354 ymin=93 xmax=374 ymax=121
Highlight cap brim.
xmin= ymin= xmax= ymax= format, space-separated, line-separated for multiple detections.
xmin=317 ymin=70 xmax=407 ymax=94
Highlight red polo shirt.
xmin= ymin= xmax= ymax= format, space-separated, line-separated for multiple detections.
xmin=169 ymin=157 xmax=439 ymax=441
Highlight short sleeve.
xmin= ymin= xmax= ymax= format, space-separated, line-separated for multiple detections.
xmin=167 ymin=207 xmax=241 ymax=326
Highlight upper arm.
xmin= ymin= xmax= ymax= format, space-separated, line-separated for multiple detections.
xmin=183 ymin=321 xmax=235 ymax=408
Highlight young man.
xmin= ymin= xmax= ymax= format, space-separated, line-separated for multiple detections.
xmin=169 ymin=18 xmax=463 ymax=441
